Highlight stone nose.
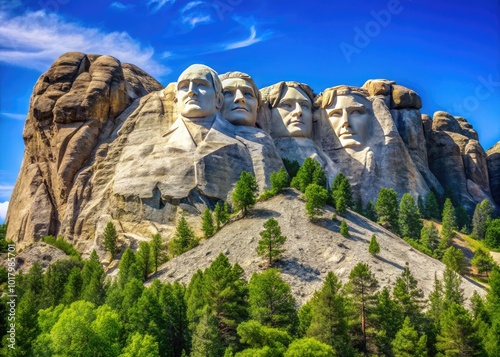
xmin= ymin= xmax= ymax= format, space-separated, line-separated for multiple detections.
xmin=234 ymin=89 xmax=245 ymax=103
xmin=291 ymin=102 xmax=302 ymax=117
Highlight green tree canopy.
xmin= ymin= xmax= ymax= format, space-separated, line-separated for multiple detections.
xmin=257 ymin=218 xmax=287 ymax=266
xmin=103 ymin=221 xmax=118 ymax=258
xmin=340 ymin=220 xmax=349 ymax=238
xmin=440 ymin=198 xmax=456 ymax=241
xmin=472 ymin=199 xmax=494 ymax=239
xmin=284 ymin=337 xmax=335 ymax=357
xmin=424 ymin=191 xmax=440 ymax=220
xmin=304 ymin=183 xmax=328 ymax=220
xmin=368 ymin=235 xmax=380 ymax=255
xmin=376 ymin=187 xmax=400 ymax=233
xmin=202 ymin=208 xmax=215 ymax=239
xmin=399 ymin=193 xmax=423 ymax=240
xmin=232 ymin=171 xmax=258 ymax=216
xmin=291 ymin=157 xmax=327 ymax=192
xmin=169 ymin=216 xmax=198 ymax=257
xmin=391 ymin=317 xmax=427 ymax=357
xmin=485 ymin=218 xmax=500 ymax=249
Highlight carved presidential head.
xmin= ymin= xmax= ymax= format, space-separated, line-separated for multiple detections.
xmin=264 ymin=81 xmax=316 ymax=138
xmin=317 ymin=86 xmax=372 ymax=149
xmin=175 ymin=64 xmax=223 ymax=119
xmin=219 ymin=71 xmax=261 ymax=127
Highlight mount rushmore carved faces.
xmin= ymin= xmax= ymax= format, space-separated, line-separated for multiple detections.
xmin=219 ymin=71 xmax=260 ymax=127
xmin=266 ymin=82 xmax=315 ymax=138
xmin=318 ymin=86 xmax=372 ymax=149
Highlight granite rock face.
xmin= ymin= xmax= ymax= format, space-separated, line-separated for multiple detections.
xmin=487 ymin=142 xmax=500 ymax=206
xmin=425 ymin=111 xmax=492 ymax=211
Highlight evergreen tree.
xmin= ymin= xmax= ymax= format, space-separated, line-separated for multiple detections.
xmin=136 ymin=241 xmax=152 ymax=281
xmin=161 ymin=282 xmax=189 ymax=357
xmin=186 ymin=269 xmax=206 ymax=333
xmin=248 ymin=268 xmax=298 ymax=334
xmin=485 ymin=218 xmax=500 ymax=249
xmin=373 ymin=287 xmax=404 ymax=355
xmin=291 ymin=157 xmax=327 ymax=192
xmin=304 ymin=183 xmax=328 ymax=220
xmin=331 ymin=173 xmax=353 ymax=209
xmin=417 ymin=195 xmax=426 ymax=218
xmin=256 ymin=218 xmax=287 ymax=266
xmin=80 ymin=251 xmax=105 ymax=306
xmin=471 ymin=248 xmax=495 ymax=276
xmin=203 ymin=253 xmax=248 ymax=349
xmin=43 ymin=258 xmax=83 ymax=307
xmin=440 ymin=198 xmax=456 ymax=241
xmin=376 ymin=187 xmax=400 ymax=233
xmin=283 ymin=158 xmax=300 ymax=179
xmin=392 ymin=265 xmax=425 ymax=327
xmin=455 ymin=205 xmax=471 ymax=233
xmin=103 ymin=221 xmax=118 ymax=257
xmin=222 ymin=202 xmax=230 ymax=223
xmin=232 ymin=171 xmax=258 ymax=216
xmin=443 ymin=267 xmax=464 ymax=309
xmin=191 ymin=307 xmax=225 ymax=357
xmin=121 ymin=333 xmax=160 ymax=357
xmin=340 ymin=220 xmax=349 ymax=237
xmin=399 ymin=193 xmax=423 ymax=240
xmin=368 ymin=235 xmax=380 ymax=255
xmin=214 ymin=202 xmax=223 ymax=231
xmin=427 ymin=273 xmax=444 ymax=331
xmin=118 ymin=247 xmax=140 ymax=288
xmin=364 ymin=201 xmax=378 ymax=222
xmin=420 ymin=222 xmax=440 ymax=253
xmin=441 ymin=246 xmax=467 ymax=275
xmin=391 ymin=317 xmax=428 ymax=357
xmin=61 ymin=266 xmax=83 ymax=305
xmin=169 ymin=216 xmax=197 ymax=257
xmin=151 ymin=233 xmax=166 ymax=273
xmin=270 ymin=167 xmax=290 ymax=194
xmin=236 ymin=319 xmax=292 ymax=355
xmin=284 ymin=338 xmax=335 ymax=357
xmin=306 ymin=271 xmax=353 ymax=356
xmin=424 ymin=191 xmax=440 ymax=220
xmin=336 ymin=196 xmax=347 ymax=215
xmin=347 ymin=263 xmax=379 ymax=354
xmin=354 ymin=196 xmax=363 ymax=214
xmin=486 ymin=266 xmax=500 ymax=315
xmin=202 ymin=208 xmax=215 ymax=239
xmin=472 ymin=199 xmax=494 ymax=239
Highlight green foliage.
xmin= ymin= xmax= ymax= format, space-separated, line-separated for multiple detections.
xmin=283 ymin=158 xmax=300 ymax=179
xmin=306 ymin=272 xmax=353 ymax=356
xmin=103 ymin=221 xmax=118 ymax=257
xmin=454 ymin=204 xmax=471 ymax=233
xmin=81 ymin=250 xmax=106 ymax=305
xmin=290 ymin=158 xmax=327 ymax=192
xmin=424 ymin=191 xmax=440 ymax=220
xmin=191 ymin=307 xmax=225 ymax=357
xmin=441 ymin=246 xmax=467 ymax=275
xmin=364 ymin=201 xmax=377 ymax=222
xmin=340 ymin=220 xmax=349 ymax=238
xmin=236 ymin=319 xmax=292 ymax=355
xmin=485 ymin=218 xmax=500 ymax=249
xmin=0 ymin=224 xmax=8 ymax=253
xmin=391 ymin=317 xmax=428 ymax=357
xmin=304 ymin=183 xmax=328 ymax=220
xmin=160 ymin=281 xmax=189 ymax=357
xmin=331 ymin=173 xmax=353 ymax=211
xmin=472 ymin=199 xmax=494 ymax=239
xmin=471 ymin=248 xmax=495 ymax=276
xmin=373 ymin=287 xmax=404 ymax=355
xmin=399 ymin=193 xmax=423 ymax=240
xmin=214 ymin=202 xmax=230 ymax=231
xmin=61 ymin=267 xmax=83 ymax=305
xmin=257 ymin=218 xmax=287 ymax=266
xmin=393 ymin=266 xmax=424 ymax=327
xmin=248 ymin=269 xmax=298 ymax=334
xmin=232 ymin=171 xmax=258 ymax=216
xmin=440 ymin=198 xmax=456 ymax=241
xmin=284 ymin=337 xmax=335 ymax=357
xmin=41 ymin=235 xmax=81 ymax=258
xmin=368 ymin=235 xmax=380 ymax=255
xmin=121 ymin=333 xmax=160 ymax=357
xmin=376 ymin=187 xmax=400 ymax=233
xmin=169 ymin=216 xmax=198 ymax=257
xmin=150 ymin=233 xmax=166 ymax=273
xmin=136 ymin=241 xmax=152 ymax=281
xmin=353 ymin=196 xmax=363 ymax=214
xmin=443 ymin=267 xmax=464 ymax=309
xmin=202 ymin=208 xmax=215 ymax=239
xmin=44 ymin=257 xmax=84 ymax=307
xmin=420 ymin=222 xmax=440 ymax=253
xmin=118 ymin=247 xmax=140 ymax=288
xmin=270 ymin=167 xmax=290 ymax=194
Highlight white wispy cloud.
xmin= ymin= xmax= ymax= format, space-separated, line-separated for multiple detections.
xmin=109 ymin=2 xmax=135 ymax=11
xmin=0 ymin=112 xmax=26 ymax=120
xmin=224 ymin=25 xmax=263 ymax=50
xmin=0 ymin=201 xmax=8 ymax=221
xmin=0 ymin=185 xmax=14 ymax=198
xmin=147 ymin=0 xmax=177 ymax=13
xmin=180 ymin=1 xmax=203 ymax=13
xmin=0 ymin=10 xmax=170 ymax=77
xmin=182 ymin=14 xmax=212 ymax=28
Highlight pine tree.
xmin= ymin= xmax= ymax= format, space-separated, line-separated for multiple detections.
xmin=455 ymin=204 xmax=470 ymax=233
xmin=417 ymin=195 xmax=426 ymax=218
xmin=256 ymin=218 xmax=287 ymax=266
xmin=202 ymin=208 xmax=215 ymax=239
xmin=470 ymin=248 xmax=495 ymax=276
xmin=376 ymin=187 xmax=400 ymax=233
xmin=103 ymin=221 xmax=118 ymax=258
xmin=443 ymin=267 xmax=464 ymax=309
xmin=304 ymin=183 xmax=328 ymax=220
xmin=306 ymin=271 xmax=354 ymax=356
xmin=424 ymin=191 xmax=440 ymax=220
xmin=151 ymin=233 xmax=166 ymax=273
xmin=291 ymin=157 xmax=327 ymax=192
xmin=136 ymin=241 xmax=152 ymax=281
xmin=118 ymin=247 xmax=140 ymax=288
xmin=81 ymin=250 xmax=105 ymax=306
xmin=232 ymin=171 xmax=258 ymax=216
xmin=399 ymin=193 xmax=423 ymax=240
xmin=472 ymin=199 xmax=494 ymax=239
xmin=169 ymin=216 xmax=197 ymax=257
xmin=283 ymin=158 xmax=300 ymax=179
xmin=336 ymin=196 xmax=347 ymax=215
xmin=190 ymin=307 xmax=225 ymax=357
xmin=373 ymin=287 xmax=404 ymax=355
xmin=440 ymin=198 xmax=456 ymax=241
xmin=248 ymin=268 xmax=298 ymax=334
xmin=368 ymin=235 xmax=380 ymax=255
xmin=222 ymin=202 xmax=230 ymax=223
xmin=186 ymin=269 xmax=206 ymax=333
xmin=214 ymin=202 xmax=223 ymax=231
xmin=391 ymin=317 xmax=428 ymax=357
xmin=270 ymin=167 xmax=290 ymax=194
xmin=161 ymin=282 xmax=189 ymax=357
xmin=347 ymin=263 xmax=379 ymax=354
xmin=364 ymin=201 xmax=377 ymax=222
xmin=441 ymin=246 xmax=466 ymax=275
xmin=420 ymin=222 xmax=439 ymax=253
xmin=61 ymin=267 xmax=83 ymax=305
xmin=332 ymin=173 xmax=353 ymax=209
xmin=340 ymin=220 xmax=349 ymax=237
xmin=392 ymin=265 xmax=425 ymax=327
xmin=485 ymin=218 xmax=500 ymax=249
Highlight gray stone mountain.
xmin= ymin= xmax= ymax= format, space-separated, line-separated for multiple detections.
xmin=487 ymin=141 xmax=500 ymax=206
xmin=5 ymin=52 xmax=499 ymax=260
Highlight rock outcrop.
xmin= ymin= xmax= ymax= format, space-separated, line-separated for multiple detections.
xmin=424 ymin=111 xmax=493 ymax=211
xmin=487 ymin=141 xmax=500 ymax=206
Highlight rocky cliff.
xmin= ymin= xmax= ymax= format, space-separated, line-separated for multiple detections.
xmin=487 ymin=141 xmax=500 ymax=207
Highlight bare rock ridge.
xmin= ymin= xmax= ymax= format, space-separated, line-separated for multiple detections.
xmin=150 ymin=190 xmax=485 ymax=305
xmin=5 ymin=52 xmax=499 ymax=256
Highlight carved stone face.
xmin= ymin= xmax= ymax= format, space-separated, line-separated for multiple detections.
xmin=271 ymin=87 xmax=313 ymax=138
xmin=325 ymin=94 xmax=371 ymax=148
xmin=221 ymin=77 xmax=258 ymax=126
xmin=175 ymin=65 xmax=220 ymax=119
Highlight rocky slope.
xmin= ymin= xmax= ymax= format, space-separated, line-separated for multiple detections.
xmin=150 ymin=189 xmax=485 ymax=305
xmin=487 ymin=141 xmax=500 ymax=206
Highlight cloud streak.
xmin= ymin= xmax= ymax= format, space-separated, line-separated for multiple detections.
xmin=224 ymin=25 xmax=261 ymax=50
xmin=0 ymin=10 xmax=169 ymax=77
xmin=0 ymin=112 xmax=26 ymax=120
xmin=109 ymin=2 xmax=135 ymax=11
xmin=147 ymin=0 xmax=177 ymax=13
xmin=0 ymin=201 xmax=8 ymax=221
xmin=0 ymin=185 xmax=14 ymax=198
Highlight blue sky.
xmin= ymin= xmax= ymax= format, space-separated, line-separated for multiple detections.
xmin=0 ymin=0 xmax=499 ymax=222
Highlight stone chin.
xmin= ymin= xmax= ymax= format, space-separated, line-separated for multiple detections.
xmin=338 ymin=135 xmax=365 ymax=149
xmin=222 ymin=110 xmax=255 ymax=126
